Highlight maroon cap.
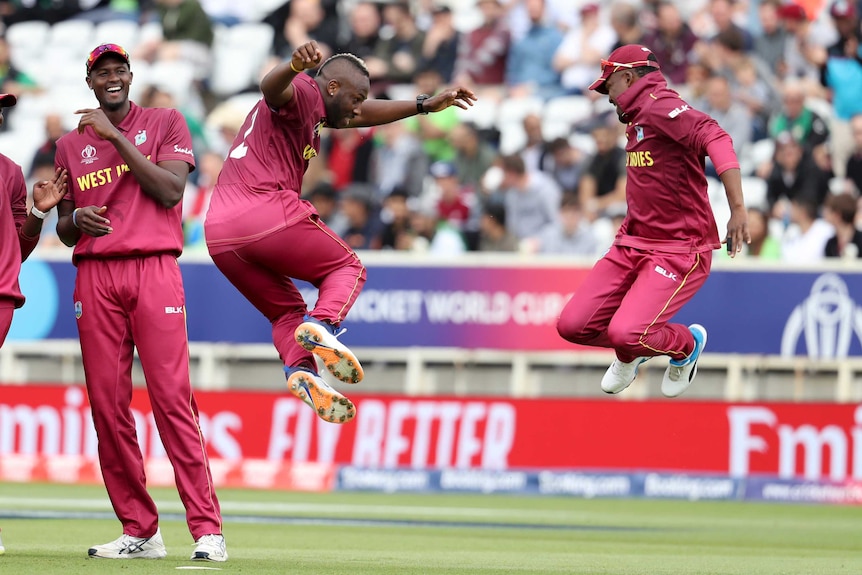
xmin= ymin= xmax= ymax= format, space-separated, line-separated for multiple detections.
xmin=0 ymin=93 xmax=16 ymax=107
xmin=580 ymin=3 xmax=599 ymax=14
xmin=830 ymin=0 xmax=856 ymax=18
xmin=588 ymin=44 xmax=660 ymax=95
xmin=776 ymin=3 xmax=808 ymax=21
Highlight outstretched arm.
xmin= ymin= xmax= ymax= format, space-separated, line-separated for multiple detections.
xmin=351 ymin=86 xmax=477 ymax=128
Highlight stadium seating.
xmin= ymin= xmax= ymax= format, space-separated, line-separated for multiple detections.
xmin=209 ymin=22 xmax=275 ymax=98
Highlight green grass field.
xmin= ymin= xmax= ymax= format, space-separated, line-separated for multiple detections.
xmin=0 ymin=481 xmax=860 ymax=575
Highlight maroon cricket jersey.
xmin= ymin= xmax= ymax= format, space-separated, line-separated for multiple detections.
xmin=0 ymin=155 xmax=33 ymax=307
xmin=613 ymin=73 xmax=737 ymax=253
xmin=205 ymin=72 xmax=326 ymax=254
xmin=55 ymin=103 xmax=196 ymax=264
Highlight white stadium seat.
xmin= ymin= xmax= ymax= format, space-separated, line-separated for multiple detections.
xmin=5 ymin=21 xmax=50 ymax=69
xmin=496 ymin=97 xmax=544 ymax=129
xmin=93 ymin=20 xmax=141 ymax=52
xmin=209 ymin=22 xmax=274 ymax=97
xmin=541 ymin=95 xmax=594 ymax=140
xmin=741 ymin=176 xmax=768 ymax=210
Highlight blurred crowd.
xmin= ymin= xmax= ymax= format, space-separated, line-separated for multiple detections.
xmin=5 ymin=0 xmax=862 ymax=262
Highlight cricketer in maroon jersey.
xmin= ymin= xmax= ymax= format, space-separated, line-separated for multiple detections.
xmin=556 ymin=45 xmax=750 ymax=398
xmin=0 ymin=91 xmax=67 ymax=346
xmin=54 ymin=44 xmax=227 ymax=562
xmin=205 ymin=40 xmax=476 ymax=424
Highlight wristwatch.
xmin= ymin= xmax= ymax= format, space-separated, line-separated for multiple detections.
xmin=416 ymin=94 xmax=430 ymax=115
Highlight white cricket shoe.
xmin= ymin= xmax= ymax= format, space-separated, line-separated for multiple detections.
xmin=0 ymin=527 xmax=5 ymax=555
xmin=601 ymin=357 xmax=649 ymax=394
xmin=286 ymin=367 xmax=356 ymax=424
xmin=191 ymin=534 xmax=227 ymax=562
xmin=88 ymin=528 xmax=166 ymax=559
xmin=661 ymin=324 xmax=708 ymax=398
xmin=295 ymin=315 xmax=364 ymax=384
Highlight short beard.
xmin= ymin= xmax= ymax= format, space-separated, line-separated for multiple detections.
xmin=102 ymin=98 xmax=126 ymax=112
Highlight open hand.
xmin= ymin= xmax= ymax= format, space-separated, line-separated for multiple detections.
xmin=32 ymin=168 xmax=68 ymax=212
xmin=423 ymin=87 xmax=478 ymax=112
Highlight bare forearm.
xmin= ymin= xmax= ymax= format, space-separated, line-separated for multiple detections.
xmin=260 ymin=60 xmax=300 ymax=108
xmin=352 ymin=99 xmax=419 ymax=127
xmin=719 ymin=168 xmax=745 ymax=212
xmin=56 ymin=200 xmax=81 ymax=247
xmin=109 ymin=134 xmax=185 ymax=207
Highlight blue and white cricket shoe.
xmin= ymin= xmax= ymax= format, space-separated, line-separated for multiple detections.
xmin=661 ymin=324 xmax=707 ymax=398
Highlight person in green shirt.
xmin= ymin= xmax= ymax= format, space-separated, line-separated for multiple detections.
xmin=404 ymin=66 xmax=459 ymax=162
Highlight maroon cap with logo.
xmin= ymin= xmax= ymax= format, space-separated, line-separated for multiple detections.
xmin=0 ymin=94 xmax=17 ymax=107
xmin=588 ymin=44 xmax=660 ymax=95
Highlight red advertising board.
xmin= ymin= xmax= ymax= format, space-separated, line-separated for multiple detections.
xmin=0 ymin=385 xmax=858 ymax=485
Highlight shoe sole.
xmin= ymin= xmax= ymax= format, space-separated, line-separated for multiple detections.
xmin=87 ymin=550 xmax=167 ymax=559
xmin=191 ymin=552 xmax=228 ymax=562
xmin=662 ymin=324 xmax=707 ymax=398
xmin=287 ymin=371 xmax=356 ymax=424
xmin=295 ymin=323 xmax=364 ymax=384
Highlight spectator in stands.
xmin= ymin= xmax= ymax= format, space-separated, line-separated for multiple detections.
xmin=701 ymin=74 xmax=754 ymax=157
xmin=277 ymin=0 xmax=339 ymax=62
xmin=366 ymin=0 xmax=425 ymax=88
xmin=578 ymin=116 xmax=626 ymax=222
xmin=505 ymin=0 xmax=564 ymax=100
xmin=498 ymin=153 xmax=560 ymax=241
xmin=407 ymin=205 xmax=467 ymax=255
xmin=677 ymin=60 xmax=711 ymax=109
xmin=545 ymin=136 xmax=585 ymax=196
xmin=780 ymin=195 xmax=833 ymax=262
xmin=768 ymin=78 xmax=830 ymax=151
xmin=371 ymin=120 xmax=425 ymax=198
xmin=29 ymin=112 xmax=65 ymax=180
xmin=519 ymin=112 xmax=551 ymax=173
xmin=478 ymin=199 xmax=518 ymax=251
xmin=140 ymin=85 xmax=208 ymax=173
xmin=339 ymin=1 xmax=381 ymax=61
xmin=744 ymin=206 xmax=782 ymax=259
xmin=379 ymin=186 xmax=413 ymax=249
xmin=823 ymin=191 xmax=862 ymax=258
xmin=136 ymin=0 xmax=215 ymax=82
xmin=0 ymin=0 xmax=84 ymax=25
xmin=265 ymin=0 xmax=339 ymax=60
xmin=339 ymin=184 xmax=383 ymax=250
xmin=420 ymin=5 xmax=459 ymax=83
xmin=777 ymin=2 xmax=828 ymax=90
xmin=532 ymin=194 xmax=596 ymax=256
xmin=704 ymin=0 xmax=754 ymax=51
xmin=182 ymin=150 xmax=223 ymax=251
xmin=453 ymin=0 xmax=510 ymax=94
xmin=817 ymin=0 xmax=862 ymax=176
xmin=608 ymin=2 xmax=644 ymax=50
xmin=304 ymin=181 xmax=347 ymax=236
xmin=405 ymin=66 xmax=459 ymax=162
xmin=845 ymin=113 xmax=862 ymax=193
xmin=715 ymin=206 xmax=781 ymax=259
xmin=449 ymin=121 xmax=497 ymax=191
xmin=765 ymin=131 xmax=832 ymax=219
xmin=0 ymin=36 xmax=41 ymax=131
xmin=640 ymin=1 xmax=698 ymax=88
xmin=553 ymin=3 xmax=616 ymax=95
xmin=754 ymin=0 xmax=789 ymax=74
xmin=73 ymin=0 xmax=145 ymax=24
xmin=322 ymin=127 xmax=376 ymax=191
xmin=430 ymin=160 xmax=472 ymax=231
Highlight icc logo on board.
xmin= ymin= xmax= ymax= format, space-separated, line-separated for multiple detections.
xmin=781 ymin=273 xmax=862 ymax=359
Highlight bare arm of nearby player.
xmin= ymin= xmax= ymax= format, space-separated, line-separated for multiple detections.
xmin=718 ymin=167 xmax=750 ymax=258
xmin=74 ymin=108 xmax=189 ymax=209
xmin=350 ymin=87 xmax=477 ymax=128
xmin=261 ymin=41 xmax=323 ymax=109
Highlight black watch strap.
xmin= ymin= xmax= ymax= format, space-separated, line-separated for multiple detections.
xmin=416 ymin=94 xmax=430 ymax=115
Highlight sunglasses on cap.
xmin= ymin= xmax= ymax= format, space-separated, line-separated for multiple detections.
xmin=600 ymin=58 xmax=659 ymax=71
xmin=86 ymin=43 xmax=130 ymax=73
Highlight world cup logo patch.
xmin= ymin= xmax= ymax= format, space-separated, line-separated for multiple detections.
xmin=74 ymin=300 xmax=82 ymax=319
